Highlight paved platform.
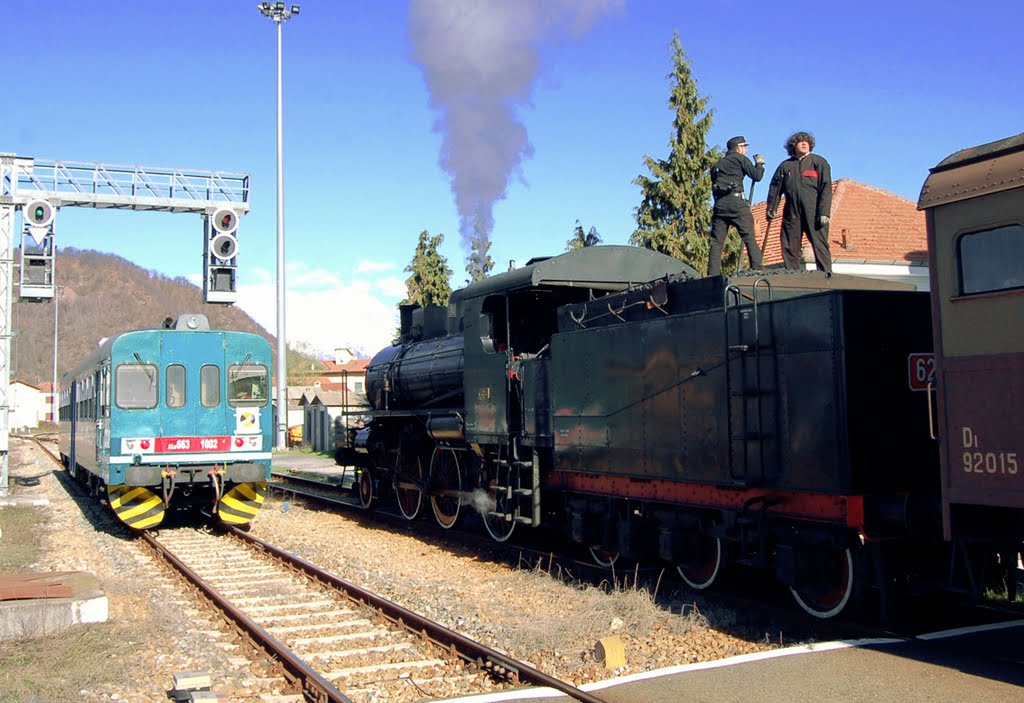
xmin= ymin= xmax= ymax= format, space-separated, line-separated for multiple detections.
xmin=451 ymin=621 xmax=1024 ymax=703
xmin=272 ymin=449 xmax=347 ymax=475
xmin=0 ymin=571 xmax=109 ymax=641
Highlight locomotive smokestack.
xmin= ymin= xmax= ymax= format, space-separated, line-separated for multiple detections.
xmin=408 ymin=0 xmax=622 ymax=270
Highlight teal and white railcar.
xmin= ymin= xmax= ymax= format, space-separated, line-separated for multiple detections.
xmin=58 ymin=314 xmax=273 ymax=529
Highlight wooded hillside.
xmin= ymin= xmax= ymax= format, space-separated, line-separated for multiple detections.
xmin=12 ymin=248 xmax=278 ymax=387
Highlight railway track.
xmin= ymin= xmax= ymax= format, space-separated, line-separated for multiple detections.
xmin=143 ymin=524 xmax=610 ymax=703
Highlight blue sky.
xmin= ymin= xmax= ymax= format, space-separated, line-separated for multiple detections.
xmin=7 ymin=1 xmax=1022 ymax=357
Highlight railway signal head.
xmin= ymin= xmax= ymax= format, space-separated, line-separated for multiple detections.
xmin=23 ymin=199 xmax=55 ymax=228
xmin=205 ymin=208 xmax=240 ymax=303
xmin=211 ymin=208 xmax=239 ymax=234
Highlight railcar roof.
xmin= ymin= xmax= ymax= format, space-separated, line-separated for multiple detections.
xmin=451 ymin=245 xmax=696 ymax=301
xmin=60 ymin=326 xmax=268 ymax=386
xmin=918 ymin=131 xmax=1024 ymax=209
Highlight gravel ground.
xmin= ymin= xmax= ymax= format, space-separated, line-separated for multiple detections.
xmin=4 ymin=438 xmax=794 ymax=702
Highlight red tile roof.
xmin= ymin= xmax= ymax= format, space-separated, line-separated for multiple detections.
xmin=750 ymin=179 xmax=927 ymax=266
xmin=320 ymin=359 xmax=370 ymax=374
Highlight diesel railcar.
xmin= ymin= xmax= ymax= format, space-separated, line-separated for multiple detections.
xmin=58 ymin=314 xmax=273 ymax=529
xmin=349 ymin=133 xmax=1024 ymax=619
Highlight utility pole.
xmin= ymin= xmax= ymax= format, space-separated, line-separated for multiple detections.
xmin=257 ymin=1 xmax=300 ymax=449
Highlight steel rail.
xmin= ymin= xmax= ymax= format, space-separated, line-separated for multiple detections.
xmin=139 ymin=531 xmax=353 ymax=703
xmin=228 ymin=525 xmax=612 ymax=703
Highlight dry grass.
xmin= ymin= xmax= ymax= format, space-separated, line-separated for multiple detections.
xmin=0 ymin=623 xmax=136 ymax=703
xmin=496 ymin=558 xmax=709 ymax=656
xmin=0 ymin=507 xmax=44 ymax=571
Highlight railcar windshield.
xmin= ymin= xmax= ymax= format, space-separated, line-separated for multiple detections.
xmin=228 ymin=364 xmax=269 ymax=405
xmin=115 ymin=364 xmax=158 ymax=409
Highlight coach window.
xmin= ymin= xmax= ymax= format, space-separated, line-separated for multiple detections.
xmin=115 ymin=364 xmax=158 ymax=409
xmin=166 ymin=364 xmax=186 ymax=408
xmin=228 ymin=364 xmax=268 ymax=405
xmin=958 ymin=223 xmax=1024 ymax=295
xmin=201 ymin=364 xmax=221 ymax=408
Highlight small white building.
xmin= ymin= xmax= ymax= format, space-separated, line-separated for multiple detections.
xmin=9 ymin=381 xmax=52 ymax=430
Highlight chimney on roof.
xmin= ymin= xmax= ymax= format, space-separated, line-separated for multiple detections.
xmin=334 ymin=347 xmax=353 ymax=365
xmin=841 ymin=228 xmax=855 ymax=250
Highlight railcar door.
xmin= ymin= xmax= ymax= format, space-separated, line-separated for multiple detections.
xmin=93 ymin=368 xmax=106 ymax=468
xmin=68 ymin=379 xmax=78 ymax=476
xmin=160 ymin=332 xmax=226 ymax=438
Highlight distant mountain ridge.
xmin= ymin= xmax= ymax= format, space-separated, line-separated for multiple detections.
xmin=12 ymin=247 xmax=278 ymax=387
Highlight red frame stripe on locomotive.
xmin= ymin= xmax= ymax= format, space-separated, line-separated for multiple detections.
xmin=547 ymin=471 xmax=866 ymax=528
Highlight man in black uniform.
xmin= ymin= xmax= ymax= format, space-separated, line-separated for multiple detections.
xmin=765 ymin=131 xmax=833 ymax=273
xmin=708 ymin=136 xmax=765 ymax=275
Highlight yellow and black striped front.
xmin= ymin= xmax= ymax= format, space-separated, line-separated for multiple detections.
xmin=217 ymin=481 xmax=268 ymax=525
xmin=107 ymin=485 xmax=166 ymax=530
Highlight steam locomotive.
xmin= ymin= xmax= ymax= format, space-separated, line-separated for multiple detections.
xmin=347 ymin=133 xmax=1024 ymax=618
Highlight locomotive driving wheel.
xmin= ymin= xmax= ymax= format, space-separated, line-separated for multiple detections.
xmin=482 ymin=463 xmax=516 ymax=542
xmin=675 ymin=526 xmax=723 ymax=590
xmin=357 ymin=467 xmax=374 ymax=509
xmin=789 ymin=545 xmax=856 ymax=619
xmin=395 ymin=452 xmax=424 ymax=520
xmin=430 ymin=447 xmax=462 ymax=529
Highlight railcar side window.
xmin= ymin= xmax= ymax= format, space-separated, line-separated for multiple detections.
xmin=115 ymin=364 xmax=158 ymax=409
xmin=228 ymin=364 xmax=268 ymax=405
xmin=166 ymin=364 xmax=186 ymax=408
xmin=201 ymin=365 xmax=221 ymax=407
xmin=958 ymin=224 xmax=1024 ymax=295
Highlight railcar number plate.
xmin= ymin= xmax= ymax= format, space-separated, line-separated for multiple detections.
xmin=907 ymin=353 xmax=935 ymax=391
xmin=156 ymin=436 xmax=231 ymax=452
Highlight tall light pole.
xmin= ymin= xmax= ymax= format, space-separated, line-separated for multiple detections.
xmin=52 ymin=282 xmax=63 ymax=424
xmin=257 ymin=2 xmax=299 ymax=449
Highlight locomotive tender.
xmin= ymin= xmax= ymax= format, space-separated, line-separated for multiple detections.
xmin=58 ymin=314 xmax=273 ymax=529
xmin=351 ymin=133 xmax=1024 ymax=618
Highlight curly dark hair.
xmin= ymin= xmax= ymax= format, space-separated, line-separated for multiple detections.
xmin=784 ymin=131 xmax=815 ymax=157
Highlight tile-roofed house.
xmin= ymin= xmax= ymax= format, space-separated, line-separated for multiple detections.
xmin=319 ymin=347 xmax=370 ymax=399
xmin=750 ymin=178 xmax=929 ymax=289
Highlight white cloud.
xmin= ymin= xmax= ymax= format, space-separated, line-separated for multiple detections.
xmin=377 ymin=275 xmax=409 ymax=298
xmin=356 ymin=260 xmax=397 ymax=274
xmin=235 ymin=265 xmax=402 ymax=357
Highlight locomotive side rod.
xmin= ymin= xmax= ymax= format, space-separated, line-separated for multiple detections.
xmin=229 ymin=526 xmax=614 ymax=703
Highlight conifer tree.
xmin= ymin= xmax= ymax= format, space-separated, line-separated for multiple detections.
xmin=466 ymin=237 xmax=494 ymax=283
xmin=404 ymin=230 xmax=452 ymax=307
xmin=566 ymin=220 xmax=602 ymax=250
xmin=630 ymin=32 xmax=720 ymax=272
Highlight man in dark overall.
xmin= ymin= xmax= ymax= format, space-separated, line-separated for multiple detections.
xmin=708 ymin=136 xmax=765 ymax=276
xmin=765 ymin=131 xmax=833 ymax=273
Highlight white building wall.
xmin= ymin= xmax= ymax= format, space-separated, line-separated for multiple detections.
xmin=9 ymin=383 xmax=46 ymax=430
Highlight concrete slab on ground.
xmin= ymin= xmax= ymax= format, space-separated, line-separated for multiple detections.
xmin=0 ymin=571 xmax=108 ymax=641
xmin=0 ymin=494 xmax=50 ymax=508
